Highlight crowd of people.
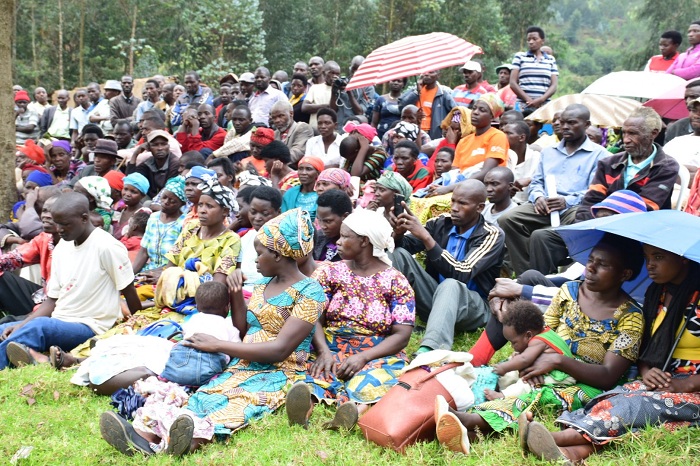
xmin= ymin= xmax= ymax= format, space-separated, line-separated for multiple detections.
xmin=2 ymin=20 xmax=700 ymax=463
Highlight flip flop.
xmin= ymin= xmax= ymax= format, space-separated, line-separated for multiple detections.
xmin=286 ymin=382 xmax=312 ymax=428
xmin=49 ymin=346 xmax=64 ymax=370
xmin=6 ymin=342 xmax=36 ymax=368
xmin=527 ymin=421 xmax=572 ymax=465
xmin=518 ymin=411 xmax=530 ymax=452
xmin=436 ymin=411 xmax=470 ymax=455
xmin=100 ymin=411 xmax=154 ymax=456
xmin=322 ymin=402 xmax=358 ymax=431
xmin=165 ymin=414 xmax=194 ymax=456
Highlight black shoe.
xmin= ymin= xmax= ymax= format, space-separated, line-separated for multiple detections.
xmin=100 ymin=411 xmax=154 ymax=456
xmin=165 ymin=415 xmax=194 ymax=456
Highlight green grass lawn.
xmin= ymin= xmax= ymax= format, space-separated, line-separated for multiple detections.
xmin=1 ymin=330 xmax=699 ymax=465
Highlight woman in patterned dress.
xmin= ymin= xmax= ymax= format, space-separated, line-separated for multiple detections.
xmin=99 ymin=209 xmax=326 ymax=456
xmin=286 ymin=209 xmax=415 ymax=429
xmin=521 ymin=245 xmax=700 ymax=464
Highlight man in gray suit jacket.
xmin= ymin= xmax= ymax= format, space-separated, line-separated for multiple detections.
xmin=270 ymin=100 xmax=314 ymax=168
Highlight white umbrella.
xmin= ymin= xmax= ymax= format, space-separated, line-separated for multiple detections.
xmin=526 ymin=94 xmax=642 ymax=128
xmin=581 ymin=71 xmax=687 ymax=100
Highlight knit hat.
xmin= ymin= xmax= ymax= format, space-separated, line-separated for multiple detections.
xmin=250 ymin=127 xmax=275 ymax=146
xmin=14 ymin=90 xmax=31 ymax=102
xmin=590 ymin=190 xmax=647 ymax=216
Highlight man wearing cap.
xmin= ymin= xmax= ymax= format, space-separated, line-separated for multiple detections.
xmin=70 ymin=139 xmax=119 ymax=186
xmin=175 ymin=104 xmax=227 ymax=156
xmin=39 ymin=90 xmax=71 ymax=141
xmin=249 ymin=66 xmax=287 ymax=125
xmin=87 ymin=82 xmax=117 ymax=135
xmin=663 ymin=96 xmax=700 ymax=182
xmin=126 ymin=130 xmax=180 ymax=198
xmin=452 ymin=61 xmax=489 ymax=106
xmin=15 ymin=90 xmax=40 ymax=144
xmin=170 ymin=71 xmax=213 ymax=131
xmin=495 ymin=64 xmax=517 ymax=109
xmin=213 ymin=73 xmax=238 ymax=109
xmin=110 ymin=75 xmax=141 ymax=126
xmin=270 ymin=100 xmax=313 ymax=166
xmin=238 ymin=72 xmax=255 ymax=101
xmin=134 ymin=79 xmax=161 ymax=123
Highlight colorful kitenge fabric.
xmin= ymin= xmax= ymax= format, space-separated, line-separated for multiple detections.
xmin=256 ymin=209 xmax=314 ymax=259
xmin=165 ymin=220 xmax=240 ymax=276
xmin=140 ymin=211 xmax=186 ymax=271
xmin=163 ymin=176 xmax=186 ymax=202
xmin=279 ymin=170 xmax=300 ymax=191
xmin=185 ymin=277 xmax=325 ymax=434
xmin=471 ymin=281 xmax=644 ymax=432
xmin=302 ymin=261 xmax=415 ymax=404
xmin=53 ymin=159 xmax=85 ymax=186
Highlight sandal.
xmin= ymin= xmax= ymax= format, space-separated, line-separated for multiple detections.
xmin=322 ymin=402 xmax=358 ymax=431
xmin=286 ymin=382 xmax=312 ymax=428
xmin=527 ymin=421 xmax=572 ymax=465
xmin=100 ymin=411 xmax=154 ymax=456
xmin=6 ymin=342 xmax=36 ymax=367
xmin=165 ymin=414 xmax=195 ymax=456
xmin=436 ymin=411 xmax=470 ymax=455
xmin=49 ymin=346 xmax=65 ymax=370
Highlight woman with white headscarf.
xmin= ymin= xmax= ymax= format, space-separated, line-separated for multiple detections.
xmin=285 ymin=209 xmax=416 ymax=430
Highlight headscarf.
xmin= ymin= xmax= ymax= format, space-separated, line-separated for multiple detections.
xmin=394 ymin=121 xmax=419 ymax=141
xmin=163 ymin=176 xmax=186 ymax=202
xmin=78 ymin=176 xmax=113 ymax=210
xmin=476 ymin=93 xmax=505 ymax=119
xmin=51 ymin=140 xmax=72 ymax=154
xmin=26 ymin=170 xmax=53 ymax=187
xmin=298 ymin=155 xmax=324 ymax=173
xmin=315 ymin=168 xmax=353 ymax=195
xmin=238 ymin=171 xmax=272 ymax=188
xmin=197 ymin=177 xmax=238 ymax=212
xmin=376 ymin=171 xmax=412 ymax=203
xmin=256 ymin=208 xmax=314 ymax=259
xmin=440 ymin=106 xmax=475 ymax=138
xmin=186 ymin=166 xmax=216 ymax=181
xmin=17 ymin=140 xmax=45 ymax=164
xmin=343 ymin=122 xmax=377 ymax=142
xmin=123 ymin=172 xmax=150 ymax=195
xmin=103 ymin=170 xmax=125 ymax=191
xmin=342 ymin=209 xmax=395 ymax=266
xmin=250 ymin=127 xmax=275 ymax=146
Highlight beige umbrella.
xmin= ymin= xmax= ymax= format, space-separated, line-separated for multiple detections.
xmin=525 ymin=93 xmax=642 ymax=128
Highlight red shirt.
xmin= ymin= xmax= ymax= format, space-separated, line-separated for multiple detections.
xmin=175 ymin=126 xmax=227 ymax=153
xmin=647 ymin=53 xmax=679 ymax=72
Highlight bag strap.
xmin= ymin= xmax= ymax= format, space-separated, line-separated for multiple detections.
xmin=403 ymin=362 xmax=463 ymax=390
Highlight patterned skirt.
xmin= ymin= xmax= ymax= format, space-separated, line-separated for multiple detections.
xmin=302 ymin=327 xmax=408 ymax=405
xmin=472 ymin=382 xmax=602 ymax=432
xmin=557 ymin=377 xmax=700 ymax=445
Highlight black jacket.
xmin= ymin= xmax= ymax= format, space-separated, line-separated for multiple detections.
xmin=397 ymin=214 xmax=504 ymax=297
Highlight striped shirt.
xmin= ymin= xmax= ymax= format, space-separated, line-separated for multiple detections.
xmin=512 ymin=51 xmax=558 ymax=103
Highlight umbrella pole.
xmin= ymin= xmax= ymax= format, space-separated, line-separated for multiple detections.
xmin=661 ymin=291 xmax=700 ymax=372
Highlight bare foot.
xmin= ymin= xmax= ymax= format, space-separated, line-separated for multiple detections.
xmin=28 ymin=348 xmax=49 ymax=364
xmin=484 ymin=388 xmax=504 ymax=400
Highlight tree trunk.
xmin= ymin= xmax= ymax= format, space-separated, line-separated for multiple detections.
xmin=31 ymin=0 xmax=37 ymax=87
xmin=0 ymin=0 xmax=16 ymax=220
xmin=78 ymin=0 xmax=85 ymax=86
xmin=58 ymin=0 xmax=64 ymax=89
xmin=129 ymin=3 xmax=137 ymax=75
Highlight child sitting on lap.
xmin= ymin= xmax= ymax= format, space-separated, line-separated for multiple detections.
xmin=160 ymin=281 xmax=241 ymax=386
xmin=484 ymin=300 xmax=576 ymax=400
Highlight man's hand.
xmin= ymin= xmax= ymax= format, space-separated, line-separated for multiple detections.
xmin=534 ymin=196 xmax=549 ymax=215
xmin=511 ymin=178 xmax=531 ymax=197
xmin=25 ymin=187 xmax=39 ymax=208
xmin=426 ymin=185 xmax=452 ymax=197
xmin=489 ymin=277 xmax=524 ymax=300
xmin=526 ymin=97 xmax=546 ymax=108
xmin=396 ymin=203 xmax=430 ymax=242
xmin=0 ymin=325 xmax=18 ymax=341
xmin=546 ymin=196 xmax=567 ymax=212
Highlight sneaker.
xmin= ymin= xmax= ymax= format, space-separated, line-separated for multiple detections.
xmin=286 ymin=382 xmax=312 ymax=428
xmin=165 ymin=415 xmax=194 ymax=456
xmin=100 ymin=411 xmax=154 ymax=456
xmin=436 ymin=411 xmax=470 ymax=455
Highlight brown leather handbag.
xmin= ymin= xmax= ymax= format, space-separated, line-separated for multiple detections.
xmin=357 ymin=362 xmax=461 ymax=453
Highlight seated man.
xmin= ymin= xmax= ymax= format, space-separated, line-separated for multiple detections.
xmin=530 ymin=107 xmax=679 ymax=274
xmin=175 ymin=104 xmax=226 ymax=157
xmin=270 ymin=100 xmax=313 ymax=167
xmin=391 ymin=180 xmax=504 ymax=352
xmin=497 ymin=104 xmax=607 ymax=276
xmin=663 ymin=97 xmax=700 ymax=184
xmin=126 ymin=130 xmax=181 ymax=199
xmin=0 ymin=192 xmax=141 ymax=369
xmin=211 ymin=105 xmax=253 ymax=162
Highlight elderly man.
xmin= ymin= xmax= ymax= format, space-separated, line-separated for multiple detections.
xmin=270 ymin=100 xmax=314 ymax=166
xmin=14 ymin=90 xmax=39 ymax=144
xmin=175 ymin=103 xmax=226 ymax=156
xmin=39 ymin=89 xmax=71 ymax=140
xmin=302 ymin=61 xmax=340 ymax=129
xmin=248 ymin=66 xmax=287 ymax=125
xmin=126 ymin=130 xmax=180 ymax=198
xmin=398 ymin=70 xmax=455 ymax=139
xmin=170 ymin=71 xmax=213 ymax=130
xmin=452 ymin=61 xmax=489 ymax=106
xmin=110 ymin=75 xmax=141 ymax=126
xmin=497 ymin=104 xmax=607 ymax=276
xmin=529 ymin=107 xmax=680 ymax=275
xmin=391 ymin=180 xmax=505 ymax=351
xmin=27 ymin=87 xmax=50 ymax=117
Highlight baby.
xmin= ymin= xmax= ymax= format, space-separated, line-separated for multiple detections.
xmin=484 ymin=300 xmax=576 ymax=400
xmin=160 ymin=281 xmax=241 ymax=386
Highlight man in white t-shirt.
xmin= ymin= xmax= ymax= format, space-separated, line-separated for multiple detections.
xmin=302 ymin=61 xmax=340 ymax=130
xmin=0 ymin=192 xmax=141 ymax=370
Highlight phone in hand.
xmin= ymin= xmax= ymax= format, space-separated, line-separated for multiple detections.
xmin=394 ymin=194 xmax=405 ymax=216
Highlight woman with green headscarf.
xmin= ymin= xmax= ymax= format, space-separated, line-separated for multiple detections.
xmin=367 ymin=170 xmax=413 ymax=228
xmin=99 ymin=209 xmax=328 ymax=457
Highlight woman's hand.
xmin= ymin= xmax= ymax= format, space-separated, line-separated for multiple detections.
xmin=137 ymin=268 xmax=161 ymax=285
xmin=270 ymin=160 xmax=285 ymax=177
xmin=336 ymin=354 xmax=367 ymax=381
xmin=226 ymin=269 xmax=246 ymax=293
xmin=310 ymin=351 xmax=335 ymax=379
xmin=521 ymin=352 xmax=561 ymax=382
xmin=642 ymin=367 xmax=672 ymax=390
xmin=182 ymin=333 xmax=221 ymax=353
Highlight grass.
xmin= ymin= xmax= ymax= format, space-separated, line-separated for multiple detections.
xmin=1 ymin=331 xmax=699 ymax=465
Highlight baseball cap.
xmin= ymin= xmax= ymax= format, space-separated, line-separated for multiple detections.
xmin=239 ymin=72 xmax=255 ymax=83
xmin=146 ymin=130 xmax=174 ymax=143
xmin=495 ymin=64 xmax=515 ymax=73
xmin=104 ymin=80 xmax=123 ymax=91
xmin=459 ymin=61 xmax=482 ymax=72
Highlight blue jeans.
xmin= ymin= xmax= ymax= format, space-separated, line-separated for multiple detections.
xmin=0 ymin=317 xmax=95 ymax=370
xmin=160 ymin=343 xmax=227 ymax=386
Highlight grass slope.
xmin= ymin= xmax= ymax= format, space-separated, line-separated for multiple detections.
xmin=1 ymin=331 xmax=699 ymax=465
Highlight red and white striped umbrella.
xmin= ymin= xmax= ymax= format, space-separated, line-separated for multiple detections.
xmin=346 ymin=32 xmax=482 ymax=90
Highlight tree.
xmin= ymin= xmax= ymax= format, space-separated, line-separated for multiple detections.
xmin=0 ymin=0 xmax=16 ymax=220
